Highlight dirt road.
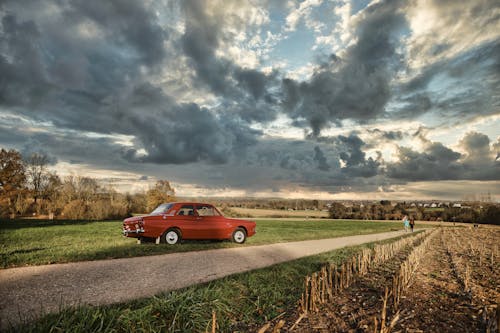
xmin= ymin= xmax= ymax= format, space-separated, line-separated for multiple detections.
xmin=0 ymin=230 xmax=408 ymax=329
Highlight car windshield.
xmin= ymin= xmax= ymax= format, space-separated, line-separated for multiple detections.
xmin=150 ymin=203 xmax=174 ymax=215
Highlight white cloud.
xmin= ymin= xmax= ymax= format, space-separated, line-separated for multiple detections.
xmin=285 ymin=0 xmax=323 ymax=32
xmin=405 ymin=0 xmax=500 ymax=71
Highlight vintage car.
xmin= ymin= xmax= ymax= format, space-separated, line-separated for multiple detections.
xmin=123 ymin=202 xmax=256 ymax=244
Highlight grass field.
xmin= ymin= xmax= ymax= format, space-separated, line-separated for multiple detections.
xmin=0 ymin=219 xmax=404 ymax=268
xmin=230 ymin=207 xmax=329 ymax=218
xmin=5 ymin=234 xmax=421 ymax=333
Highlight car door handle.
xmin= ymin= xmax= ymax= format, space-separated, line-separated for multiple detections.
xmin=196 ymin=217 xmax=202 ymax=220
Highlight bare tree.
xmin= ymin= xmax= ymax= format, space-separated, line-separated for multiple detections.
xmin=24 ymin=152 xmax=51 ymax=205
xmin=0 ymin=149 xmax=26 ymax=217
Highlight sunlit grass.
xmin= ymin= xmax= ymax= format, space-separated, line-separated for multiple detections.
xmin=0 ymin=219 xmax=405 ymax=268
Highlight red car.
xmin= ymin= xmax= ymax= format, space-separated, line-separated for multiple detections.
xmin=123 ymin=202 xmax=256 ymax=244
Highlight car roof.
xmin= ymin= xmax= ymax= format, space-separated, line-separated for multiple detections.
xmin=168 ymin=202 xmax=215 ymax=206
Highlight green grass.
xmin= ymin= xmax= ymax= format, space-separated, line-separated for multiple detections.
xmin=0 ymin=219 xmax=404 ymax=268
xmin=7 ymin=234 xmax=418 ymax=333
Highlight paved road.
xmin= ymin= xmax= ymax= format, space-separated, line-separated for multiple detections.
xmin=0 ymin=230 xmax=408 ymax=329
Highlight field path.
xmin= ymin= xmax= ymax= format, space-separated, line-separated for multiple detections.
xmin=0 ymin=230 xmax=409 ymax=329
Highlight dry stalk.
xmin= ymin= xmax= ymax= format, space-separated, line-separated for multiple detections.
xmin=465 ymin=264 xmax=470 ymax=292
xmin=289 ymin=312 xmax=306 ymax=331
xmin=299 ymin=230 xmax=434 ymax=315
xmin=257 ymin=322 xmax=271 ymax=333
xmin=272 ymin=320 xmax=285 ymax=333
xmin=212 ymin=310 xmax=216 ymax=333
xmin=374 ymin=229 xmax=437 ymax=331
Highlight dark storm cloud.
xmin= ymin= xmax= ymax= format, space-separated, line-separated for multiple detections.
xmin=334 ymin=134 xmax=380 ymax=178
xmin=281 ymin=0 xmax=408 ymax=135
xmin=0 ymin=14 xmax=48 ymax=107
xmin=313 ymin=146 xmax=330 ymax=171
xmin=366 ymin=129 xmax=404 ymax=141
xmin=396 ymin=39 xmax=500 ymax=121
xmin=387 ymin=142 xmax=462 ymax=181
xmin=120 ymin=84 xmax=261 ymax=164
xmin=68 ymin=0 xmax=167 ymax=68
xmin=387 ymin=132 xmax=500 ymax=181
xmin=0 ymin=0 xmax=264 ymax=165
xmin=0 ymin=124 xmax=133 ymax=173
xmin=458 ymin=132 xmax=500 ymax=180
xmin=0 ymin=0 xmax=166 ymax=126
xmin=181 ymin=0 xmax=231 ymax=96
xmin=181 ymin=0 xmax=278 ymax=123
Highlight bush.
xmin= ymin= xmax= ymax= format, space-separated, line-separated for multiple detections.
xmin=61 ymin=200 xmax=87 ymax=220
xmin=479 ymin=205 xmax=500 ymax=225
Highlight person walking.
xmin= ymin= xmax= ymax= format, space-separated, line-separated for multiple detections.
xmin=403 ymin=215 xmax=410 ymax=232
xmin=409 ymin=216 xmax=415 ymax=232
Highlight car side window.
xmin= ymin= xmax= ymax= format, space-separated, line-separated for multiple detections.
xmin=195 ymin=205 xmax=220 ymax=216
xmin=177 ymin=205 xmax=194 ymax=216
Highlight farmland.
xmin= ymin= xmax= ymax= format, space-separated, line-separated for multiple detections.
xmin=261 ymin=227 xmax=500 ymax=332
xmin=228 ymin=207 xmax=329 ymax=218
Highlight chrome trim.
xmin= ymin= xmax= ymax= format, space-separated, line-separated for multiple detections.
xmin=122 ymin=228 xmax=144 ymax=235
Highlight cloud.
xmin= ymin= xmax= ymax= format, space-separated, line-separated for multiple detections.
xmin=180 ymin=1 xmax=274 ymax=107
xmin=281 ymin=0 xmax=408 ymax=135
xmin=387 ymin=132 xmax=500 ymax=181
xmin=0 ymin=0 xmax=499 ymax=199
xmin=395 ymin=39 xmax=500 ymax=122
xmin=387 ymin=141 xmax=462 ymax=181
xmin=313 ymin=146 xmax=330 ymax=171
xmin=118 ymin=83 xmax=261 ymax=164
xmin=0 ymin=14 xmax=48 ymax=108
xmin=0 ymin=1 xmax=266 ymax=166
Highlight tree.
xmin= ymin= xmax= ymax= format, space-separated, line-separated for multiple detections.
xmin=146 ymin=180 xmax=176 ymax=212
xmin=328 ymin=202 xmax=346 ymax=219
xmin=0 ymin=149 xmax=26 ymax=218
xmin=479 ymin=205 xmax=500 ymax=225
xmin=43 ymin=173 xmax=62 ymax=217
xmin=24 ymin=153 xmax=60 ymax=215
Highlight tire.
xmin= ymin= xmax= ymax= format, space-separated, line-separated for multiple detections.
xmin=163 ymin=229 xmax=181 ymax=245
xmin=232 ymin=227 xmax=247 ymax=244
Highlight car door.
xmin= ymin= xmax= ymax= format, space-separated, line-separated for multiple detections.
xmin=194 ymin=204 xmax=227 ymax=239
xmin=174 ymin=204 xmax=199 ymax=239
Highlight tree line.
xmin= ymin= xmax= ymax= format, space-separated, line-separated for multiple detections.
xmin=328 ymin=201 xmax=500 ymax=225
xmin=0 ymin=149 xmax=175 ymax=220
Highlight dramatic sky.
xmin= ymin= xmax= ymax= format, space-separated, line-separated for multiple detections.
xmin=1 ymin=0 xmax=499 ymax=200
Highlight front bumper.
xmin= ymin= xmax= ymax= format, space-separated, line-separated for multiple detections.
xmin=122 ymin=228 xmax=144 ymax=236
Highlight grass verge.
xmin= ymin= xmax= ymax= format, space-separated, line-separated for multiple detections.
xmin=0 ymin=219 xmax=406 ymax=268
xmin=6 ymin=233 xmax=421 ymax=333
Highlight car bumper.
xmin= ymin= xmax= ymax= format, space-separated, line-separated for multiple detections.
xmin=122 ymin=228 xmax=144 ymax=236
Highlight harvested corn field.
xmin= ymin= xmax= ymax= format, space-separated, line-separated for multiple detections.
xmin=260 ymin=228 xmax=499 ymax=333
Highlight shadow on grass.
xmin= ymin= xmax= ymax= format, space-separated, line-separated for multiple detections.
xmin=6 ymin=247 xmax=48 ymax=256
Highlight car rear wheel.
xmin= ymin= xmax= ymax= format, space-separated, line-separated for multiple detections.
xmin=232 ymin=228 xmax=247 ymax=244
xmin=163 ymin=229 xmax=181 ymax=245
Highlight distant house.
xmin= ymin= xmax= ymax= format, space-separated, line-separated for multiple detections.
xmin=452 ymin=203 xmax=462 ymax=208
xmin=430 ymin=203 xmax=437 ymax=208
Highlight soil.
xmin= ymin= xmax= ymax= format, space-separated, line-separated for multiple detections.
xmin=274 ymin=227 xmax=499 ymax=333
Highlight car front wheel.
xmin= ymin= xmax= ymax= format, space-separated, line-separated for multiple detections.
xmin=232 ymin=228 xmax=247 ymax=244
xmin=163 ymin=229 xmax=181 ymax=245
